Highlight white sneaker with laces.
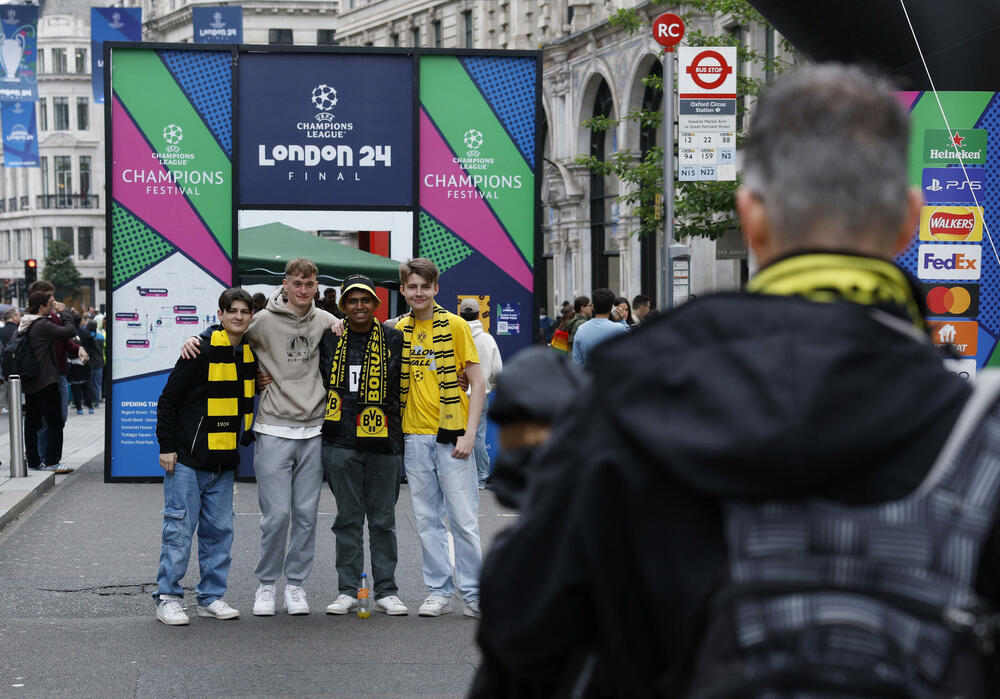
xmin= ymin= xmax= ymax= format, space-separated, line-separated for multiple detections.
xmin=375 ymin=595 xmax=409 ymax=616
xmin=253 ymin=584 xmax=276 ymax=616
xmin=156 ymin=596 xmax=190 ymax=626
xmin=325 ymin=594 xmax=358 ymax=615
xmin=417 ymin=594 xmax=452 ymax=617
xmin=463 ymin=599 xmax=481 ymax=619
xmin=284 ymin=584 xmax=310 ymax=615
xmin=196 ymin=599 xmax=240 ymax=620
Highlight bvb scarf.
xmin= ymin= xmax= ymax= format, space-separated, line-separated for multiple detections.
xmin=399 ymin=303 xmax=466 ymax=445
xmin=206 ymin=330 xmax=257 ymax=454
xmin=323 ymin=322 xmax=391 ymax=453
xmin=746 ymin=252 xmax=925 ymax=331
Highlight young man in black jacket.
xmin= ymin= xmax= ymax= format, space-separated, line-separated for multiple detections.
xmin=474 ymin=65 xmax=999 ymax=697
xmin=153 ymin=288 xmax=256 ymax=626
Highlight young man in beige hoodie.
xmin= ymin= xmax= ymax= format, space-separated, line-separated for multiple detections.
xmin=184 ymin=258 xmax=334 ymax=615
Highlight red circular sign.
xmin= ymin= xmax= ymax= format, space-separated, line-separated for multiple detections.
xmin=652 ymin=13 xmax=685 ymax=49
xmin=686 ymin=49 xmax=733 ymax=90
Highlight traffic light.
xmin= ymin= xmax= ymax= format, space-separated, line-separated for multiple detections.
xmin=24 ymin=258 xmax=37 ymax=286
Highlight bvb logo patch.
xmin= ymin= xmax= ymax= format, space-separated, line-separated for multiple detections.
xmin=357 ymin=406 xmax=388 ymax=438
xmin=326 ymin=390 xmax=342 ymax=421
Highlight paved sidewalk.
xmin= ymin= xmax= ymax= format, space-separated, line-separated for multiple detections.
xmin=0 ymin=399 xmax=106 ymax=530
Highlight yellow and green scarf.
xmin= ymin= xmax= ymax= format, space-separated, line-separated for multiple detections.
xmin=399 ymin=303 xmax=466 ymax=444
xmin=206 ymin=330 xmax=257 ymax=453
xmin=323 ymin=322 xmax=391 ymax=452
xmin=747 ymin=253 xmax=924 ymax=331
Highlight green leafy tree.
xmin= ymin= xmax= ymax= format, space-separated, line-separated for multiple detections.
xmin=577 ymin=0 xmax=792 ymax=242
xmin=42 ymin=239 xmax=80 ymax=298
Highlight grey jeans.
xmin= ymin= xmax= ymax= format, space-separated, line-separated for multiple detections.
xmin=253 ymin=433 xmax=324 ymax=586
xmin=323 ymin=445 xmax=402 ymax=598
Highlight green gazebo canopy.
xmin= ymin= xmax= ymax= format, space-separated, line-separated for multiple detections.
xmin=238 ymin=222 xmax=401 ymax=287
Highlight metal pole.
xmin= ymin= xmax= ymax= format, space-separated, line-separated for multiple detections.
xmin=9 ymin=375 xmax=24 ymax=478
xmin=662 ymin=48 xmax=676 ymax=310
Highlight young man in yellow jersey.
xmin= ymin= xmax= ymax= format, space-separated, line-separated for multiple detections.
xmin=397 ymin=257 xmax=485 ymax=618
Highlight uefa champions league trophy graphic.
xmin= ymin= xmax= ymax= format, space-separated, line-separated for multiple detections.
xmin=0 ymin=16 xmax=32 ymax=83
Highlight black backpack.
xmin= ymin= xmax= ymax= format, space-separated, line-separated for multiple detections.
xmin=1 ymin=319 xmax=42 ymax=381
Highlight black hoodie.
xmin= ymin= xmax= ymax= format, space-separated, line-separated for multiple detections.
xmin=473 ymin=291 xmax=999 ymax=697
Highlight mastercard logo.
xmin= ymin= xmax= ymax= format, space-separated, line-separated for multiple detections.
xmin=920 ymin=283 xmax=979 ymax=318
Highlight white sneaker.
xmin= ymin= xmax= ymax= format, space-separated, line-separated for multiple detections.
xmin=253 ymin=584 xmax=276 ymax=616
xmin=284 ymin=584 xmax=310 ymax=615
xmin=417 ymin=594 xmax=452 ymax=617
xmin=155 ymin=596 xmax=190 ymax=626
xmin=196 ymin=599 xmax=240 ymax=620
xmin=325 ymin=594 xmax=358 ymax=615
xmin=463 ymin=599 xmax=481 ymax=619
xmin=375 ymin=595 xmax=409 ymax=616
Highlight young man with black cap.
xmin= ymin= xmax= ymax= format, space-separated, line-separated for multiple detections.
xmin=320 ymin=275 xmax=408 ymax=616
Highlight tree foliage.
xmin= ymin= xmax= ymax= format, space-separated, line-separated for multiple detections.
xmin=576 ymin=0 xmax=793 ymax=242
xmin=42 ymin=239 xmax=80 ymax=297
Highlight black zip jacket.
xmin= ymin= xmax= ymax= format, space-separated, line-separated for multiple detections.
xmin=473 ymin=291 xmax=999 ymax=698
xmin=156 ymin=333 xmax=243 ymax=471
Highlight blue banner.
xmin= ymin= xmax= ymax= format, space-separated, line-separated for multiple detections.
xmin=0 ymin=5 xmax=37 ymax=103
xmin=91 ymin=7 xmax=142 ymax=104
xmin=921 ymin=166 xmax=987 ymax=204
xmin=193 ymin=6 xmax=242 ymax=44
xmin=238 ymin=53 xmax=414 ymax=206
xmin=1 ymin=101 xmax=37 ymax=166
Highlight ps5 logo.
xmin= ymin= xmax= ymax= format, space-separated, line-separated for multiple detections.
xmin=921 ymin=167 xmax=986 ymax=204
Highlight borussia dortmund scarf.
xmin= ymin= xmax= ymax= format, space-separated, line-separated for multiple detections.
xmin=746 ymin=252 xmax=925 ymax=331
xmin=399 ymin=303 xmax=466 ymax=445
xmin=323 ymin=322 xmax=391 ymax=453
xmin=206 ymin=330 xmax=257 ymax=454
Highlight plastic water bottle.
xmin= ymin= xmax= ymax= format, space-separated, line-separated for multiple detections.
xmin=358 ymin=573 xmax=371 ymax=619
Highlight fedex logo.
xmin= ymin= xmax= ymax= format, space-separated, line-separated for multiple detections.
xmin=922 ymin=167 xmax=985 ymax=204
xmin=917 ymin=244 xmax=981 ymax=280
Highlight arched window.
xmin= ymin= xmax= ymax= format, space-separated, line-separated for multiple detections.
xmin=589 ymin=80 xmax=618 ymax=292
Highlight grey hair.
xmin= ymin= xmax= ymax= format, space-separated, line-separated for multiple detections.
xmin=742 ymin=64 xmax=910 ymax=247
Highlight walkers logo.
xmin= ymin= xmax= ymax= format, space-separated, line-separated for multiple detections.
xmin=920 ymin=283 xmax=980 ymax=318
xmin=918 ymin=206 xmax=984 ymax=242
xmin=923 ymin=129 xmax=987 ymax=164
xmin=927 ymin=320 xmax=978 ymax=356
xmin=921 ymin=167 xmax=985 ymax=204
xmin=917 ymin=244 xmax=981 ymax=281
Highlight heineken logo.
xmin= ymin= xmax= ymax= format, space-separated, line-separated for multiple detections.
xmin=923 ymin=129 xmax=987 ymax=164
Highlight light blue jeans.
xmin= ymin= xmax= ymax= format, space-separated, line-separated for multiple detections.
xmin=474 ymin=408 xmax=490 ymax=486
xmin=153 ymin=462 xmax=235 ymax=606
xmin=404 ymin=433 xmax=482 ymax=602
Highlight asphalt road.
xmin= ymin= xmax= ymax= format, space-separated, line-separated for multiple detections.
xmin=0 ymin=454 xmax=519 ymax=697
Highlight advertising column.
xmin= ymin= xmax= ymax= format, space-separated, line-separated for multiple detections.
xmin=108 ymin=47 xmax=234 ymax=479
xmin=896 ymin=91 xmax=998 ymax=379
xmin=418 ymin=54 xmax=539 ymax=357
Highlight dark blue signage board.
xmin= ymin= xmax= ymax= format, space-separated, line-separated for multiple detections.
xmin=0 ymin=5 xmax=37 ymax=102
xmin=193 ymin=7 xmax=242 ymax=44
xmin=238 ymin=53 xmax=413 ymax=206
xmin=1 ymin=100 xmax=37 ymax=165
xmin=91 ymin=8 xmax=142 ymax=103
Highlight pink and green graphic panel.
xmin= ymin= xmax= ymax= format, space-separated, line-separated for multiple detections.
xmin=896 ymin=91 xmax=1000 ymax=375
xmin=419 ymin=54 xmax=538 ymax=355
xmin=109 ymin=47 xmax=234 ymax=479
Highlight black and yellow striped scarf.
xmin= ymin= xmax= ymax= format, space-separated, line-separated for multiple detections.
xmin=206 ymin=330 xmax=257 ymax=453
xmin=323 ymin=322 xmax=391 ymax=452
xmin=399 ymin=303 xmax=466 ymax=444
xmin=747 ymin=253 xmax=925 ymax=331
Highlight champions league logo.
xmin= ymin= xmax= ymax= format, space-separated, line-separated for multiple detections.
xmin=311 ymin=83 xmax=338 ymax=114
xmin=162 ymin=124 xmax=183 ymax=152
xmin=210 ymin=12 xmax=227 ymax=29
xmin=2 ymin=10 xmax=17 ymax=26
xmin=109 ymin=12 xmax=125 ymax=30
xmin=464 ymin=129 xmax=483 ymax=157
